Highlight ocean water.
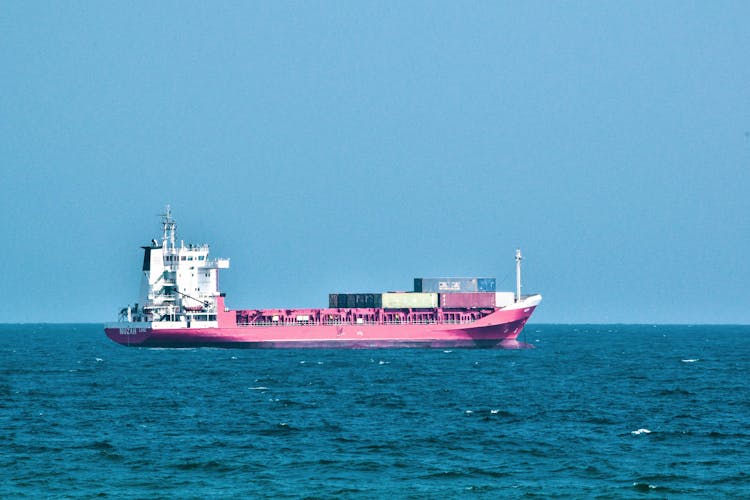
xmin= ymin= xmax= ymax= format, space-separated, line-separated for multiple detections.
xmin=1 ymin=324 xmax=749 ymax=499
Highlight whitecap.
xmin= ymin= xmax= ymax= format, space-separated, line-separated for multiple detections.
xmin=681 ymin=358 xmax=699 ymax=363
xmin=378 ymin=360 xmax=389 ymax=365
xmin=249 ymin=386 xmax=268 ymax=390
xmin=631 ymin=428 xmax=651 ymax=435
xmin=95 ymin=358 xmax=103 ymax=362
xmin=490 ymin=409 xmax=499 ymax=414
xmin=465 ymin=410 xmax=473 ymax=414
xmin=443 ymin=350 xmax=452 ymax=353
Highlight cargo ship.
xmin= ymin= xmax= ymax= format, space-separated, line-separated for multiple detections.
xmin=105 ymin=208 xmax=542 ymax=348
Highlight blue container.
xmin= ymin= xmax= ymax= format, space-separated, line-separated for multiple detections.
xmin=477 ymin=278 xmax=496 ymax=292
xmin=414 ymin=277 xmax=496 ymax=293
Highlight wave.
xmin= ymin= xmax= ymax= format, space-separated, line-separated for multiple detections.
xmin=584 ymin=416 xmax=617 ymax=425
xmin=255 ymin=422 xmax=298 ymax=436
xmin=639 ymin=428 xmax=750 ymax=439
xmin=418 ymin=466 xmax=509 ymax=480
xmin=706 ymin=471 xmax=750 ymax=486
xmin=76 ymin=439 xmax=116 ymax=451
xmin=480 ymin=409 xmax=519 ymax=421
xmin=276 ymin=398 xmax=319 ymax=409
xmin=329 ymin=487 xmax=367 ymax=495
xmin=632 ymin=482 xmax=659 ymax=492
xmin=173 ymin=460 xmax=235 ymax=473
xmin=654 ymin=387 xmax=694 ymax=396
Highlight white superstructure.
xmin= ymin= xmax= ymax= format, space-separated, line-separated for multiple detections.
xmin=121 ymin=206 xmax=229 ymax=328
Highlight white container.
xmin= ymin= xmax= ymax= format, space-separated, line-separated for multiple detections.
xmin=494 ymin=292 xmax=516 ymax=307
xmin=381 ymin=292 xmax=438 ymax=309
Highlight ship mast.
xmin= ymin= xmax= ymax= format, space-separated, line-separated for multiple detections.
xmin=515 ymin=248 xmax=522 ymax=302
xmin=161 ymin=205 xmax=176 ymax=251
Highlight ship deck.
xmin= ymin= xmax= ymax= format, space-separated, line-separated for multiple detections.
xmin=235 ymin=306 xmax=496 ymax=327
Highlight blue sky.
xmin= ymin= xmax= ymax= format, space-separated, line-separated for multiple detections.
xmin=1 ymin=2 xmax=748 ymax=323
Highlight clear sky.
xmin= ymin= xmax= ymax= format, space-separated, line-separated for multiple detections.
xmin=1 ymin=2 xmax=748 ymax=324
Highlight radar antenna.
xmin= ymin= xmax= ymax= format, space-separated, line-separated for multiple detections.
xmin=161 ymin=205 xmax=176 ymax=251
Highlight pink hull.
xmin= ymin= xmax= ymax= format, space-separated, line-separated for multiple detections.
xmin=105 ymin=306 xmax=536 ymax=349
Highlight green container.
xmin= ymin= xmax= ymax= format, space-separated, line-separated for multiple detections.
xmin=380 ymin=292 xmax=438 ymax=309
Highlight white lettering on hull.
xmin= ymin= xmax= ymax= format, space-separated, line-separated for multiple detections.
xmin=121 ymin=327 xmax=148 ymax=336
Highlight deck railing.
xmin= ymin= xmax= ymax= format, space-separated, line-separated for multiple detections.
xmin=236 ymin=317 xmax=477 ymax=327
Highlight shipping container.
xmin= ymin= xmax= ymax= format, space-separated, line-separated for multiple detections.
xmin=477 ymin=278 xmax=496 ymax=292
xmin=439 ymin=292 xmax=496 ymax=308
xmin=329 ymin=294 xmax=339 ymax=308
xmin=381 ymin=292 xmax=438 ymax=309
xmin=355 ymin=293 xmax=378 ymax=308
xmin=331 ymin=292 xmax=444 ymax=309
xmin=331 ymin=293 xmax=382 ymax=308
xmin=414 ymin=277 xmax=496 ymax=293
xmin=346 ymin=294 xmax=357 ymax=308
xmin=494 ymin=292 xmax=516 ymax=307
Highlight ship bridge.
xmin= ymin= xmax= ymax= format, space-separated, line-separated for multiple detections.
xmin=126 ymin=206 xmax=229 ymax=324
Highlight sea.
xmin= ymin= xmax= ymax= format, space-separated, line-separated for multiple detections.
xmin=1 ymin=324 xmax=748 ymax=499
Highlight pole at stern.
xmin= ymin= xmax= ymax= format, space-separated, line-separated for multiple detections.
xmin=515 ymin=248 xmax=522 ymax=302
